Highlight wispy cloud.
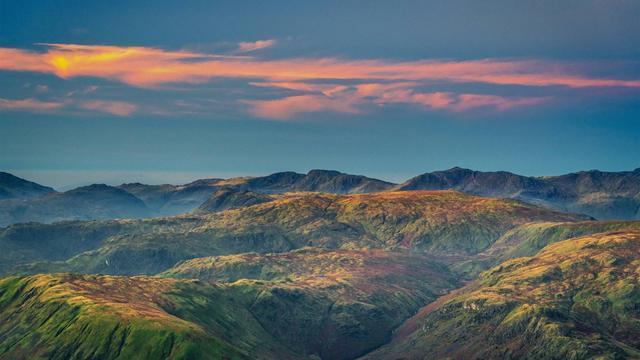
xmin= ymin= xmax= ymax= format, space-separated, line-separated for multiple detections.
xmin=79 ymin=100 xmax=138 ymax=116
xmin=245 ymin=81 xmax=547 ymax=119
xmin=2 ymin=44 xmax=639 ymax=89
xmin=0 ymin=97 xmax=137 ymax=117
xmin=236 ymin=39 xmax=276 ymax=53
xmin=0 ymin=43 xmax=638 ymax=119
xmin=0 ymin=98 xmax=64 ymax=112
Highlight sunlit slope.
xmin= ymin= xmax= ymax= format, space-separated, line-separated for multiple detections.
xmin=3 ymin=190 xmax=588 ymax=275
xmin=0 ymin=274 xmax=301 ymax=360
xmin=163 ymin=248 xmax=459 ymax=359
xmin=367 ymin=230 xmax=640 ymax=359
xmin=455 ymin=220 xmax=640 ymax=277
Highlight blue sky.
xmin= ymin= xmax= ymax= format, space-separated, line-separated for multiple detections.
xmin=1 ymin=0 xmax=639 ymax=188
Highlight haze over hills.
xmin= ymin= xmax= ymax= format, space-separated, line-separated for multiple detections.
xmin=0 ymin=172 xmax=55 ymax=200
xmin=0 ymin=184 xmax=155 ymax=227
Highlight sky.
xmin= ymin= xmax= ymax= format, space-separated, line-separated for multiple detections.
xmin=1 ymin=0 xmax=639 ymax=189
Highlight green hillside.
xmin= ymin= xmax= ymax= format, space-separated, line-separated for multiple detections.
xmin=0 ymin=247 xmax=461 ymax=360
xmin=162 ymin=248 xmax=459 ymax=359
xmin=367 ymin=230 xmax=640 ymax=359
xmin=0 ymin=274 xmax=302 ymax=359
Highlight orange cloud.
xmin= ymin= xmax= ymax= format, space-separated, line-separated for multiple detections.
xmin=79 ymin=100 xmax=137 ymax=116
xmin=0 ymin=43 xmax=638 ymax=119
xmin=236 ymin=39 xmax=277 ymax=53
xmin=1 ymin=44 xmax=639 ymax=89
xmin=0 ymin=98 xmax=64 ymax=112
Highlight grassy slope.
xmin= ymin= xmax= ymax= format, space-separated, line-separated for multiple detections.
xmin=162 ymin=248 xmax=460 ymax=359
xmin=366 ymin=230 xmax=640 ymax=359
xmin=3 ymin=190 xmax=588 ymax=276
xmin=455 ymin=220 xmax=640 ymax=277
xmin=0 ymin=274 xmax=301 ymax=360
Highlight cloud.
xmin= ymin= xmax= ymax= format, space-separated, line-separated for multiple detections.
xmin=244 ymin=81 xmax=547 ymax=118
xmin=0 ymin=97 xmax=137 ymax=117
xmin=236 ymin=39 xmax=277 ymax=53
xmin=243 ymin=94 xmax=360 ymax=120
xmin=452 ymin=94 xmax=547 ymax=112
xmin=79 ymin=100 xmax=137 ymax=116
xmin=0 ymin=98 xmax=64 ymax=112
xmin=0 ymin=43 xmax=638 ymax=119
xmin=1 ymin=44 xmax=639 ymax=89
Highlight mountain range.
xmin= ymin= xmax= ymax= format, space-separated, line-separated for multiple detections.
xmin=0 ymin=167 xmax=639 ymax=359
xmin=0 ymin=167 xmax=638 ymax=227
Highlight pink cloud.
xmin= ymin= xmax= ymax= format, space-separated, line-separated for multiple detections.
xmin=79 ymin=100 xmax=137 ymax=116
xmin=245 ymin=81 xmax=546 ymax=119
xmin=452 ymin=94 xmax=548 ymax=112
xmin=0 ymin=98 xmax=64 ymax=112
xmin=0 ymin=43 xmax=637 ymax=119
xmin=0 ymin=44 xmax=638 ymax=89
xmin=243 ymin=95 xmax=361 ymax=120
xmin=236 ymin=39 xmax=277 ymax=53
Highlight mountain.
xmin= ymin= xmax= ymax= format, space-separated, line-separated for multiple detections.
xmin=453 ymin=220 xmax=640 ymax=277
xmin=162 ymin=248 xmax=459 ymax=359
xmin=119 ymin=170 xmax=393 ymax=216
xmin=1 ymin=190 xmax=587 ymax=276
xmin=0 ymin=274 xmax=299 ymax=359
xmin=196 ymin=188 xmax=274 ymax=213
xmin=0 ymin=184 xmax=154 ymax=227
xmin=545 ymin=168 xmax=640 ymax=220
xmin=2 ymin=184 xmax=640 ymax=359
xmin=366 ymin=229 xmax=640 ymax=359
xmin=0 ymin=249 xmax=459 ymax=360
xmin=2 ymin=167 xmax=637 ymax=226
xmin=118 ymin=178 xmax=226 ymax=216
xmin=0 ymin=172 xmax=55 ymax=200
xmin=397 ymin=167 xmax=640 ymax=220
xmin=241 ymin=169 xmax=395 ymax=194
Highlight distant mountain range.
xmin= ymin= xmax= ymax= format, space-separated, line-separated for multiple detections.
xmin=0 ymin=167 xmax=638 ymax=226
xmin=397 ymin=167 xmax=640 ymax=220
xmin=0 ymin=172 xmax=55 ymax=200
